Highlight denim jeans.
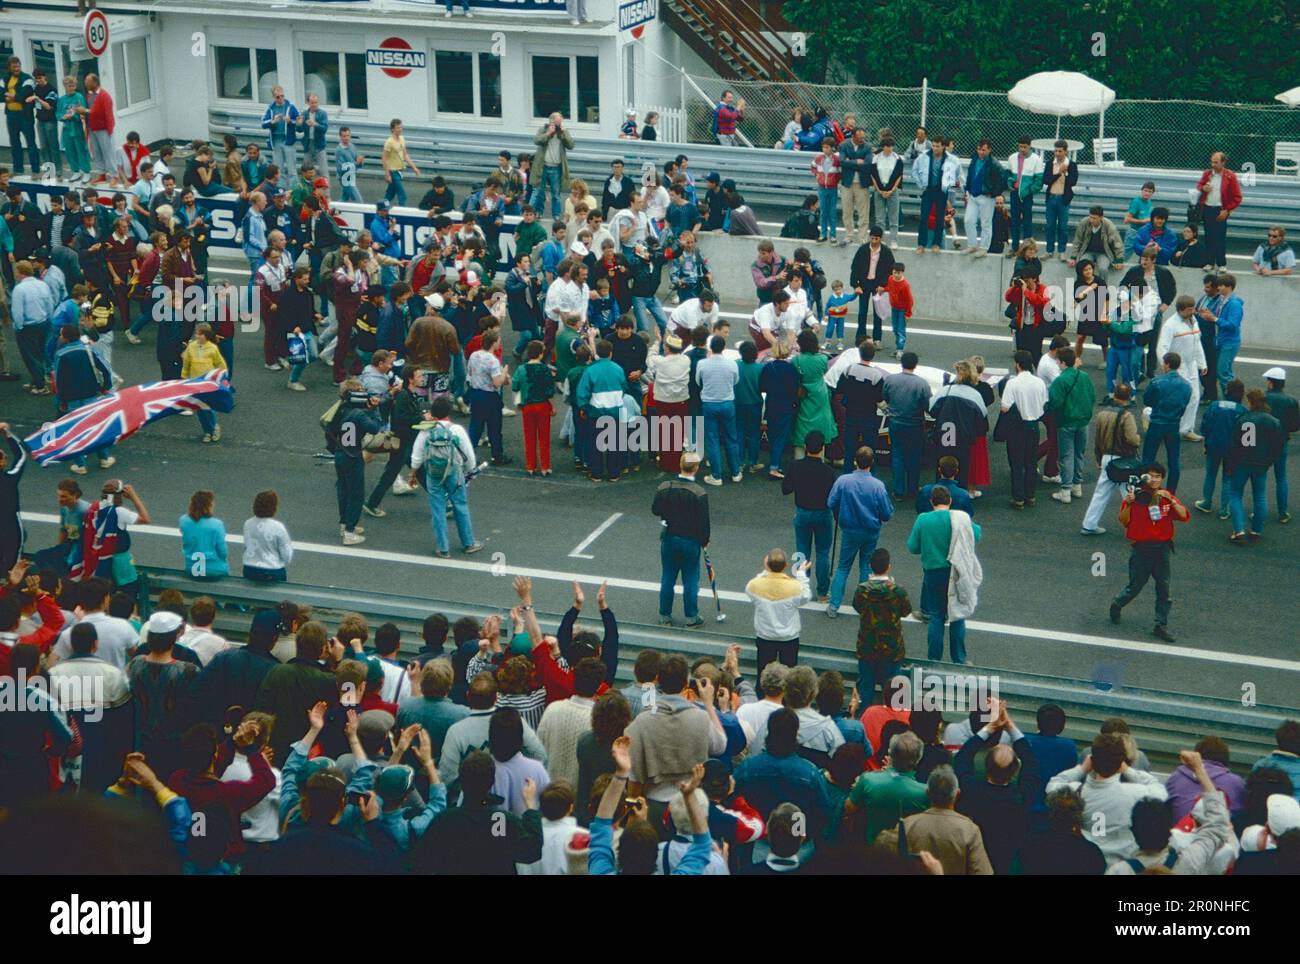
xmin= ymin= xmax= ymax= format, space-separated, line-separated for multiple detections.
xmin=341 ymin=185 xmax=363 ymax=204
xmin=794 ymin=507 xmax=832 ymax=596
xmin=530 ymin=165 xmax=564 ymax=218
xmin=37 ymin=119 xmax=59 ymax=168
xmin=1143 ymin=421 xmax=1182 ymax=493
xmin=451 ymin=350 xmax=467 ymax=399
xmin=1106 ymin=343 xmax=1135 ymax=393
xmin=824 ymin=312 xmax=845 ymax=341
xmin=829 ymin=526 xmax=879 ymax=611
xmin=702 ymin=399 xmax=741 ymax=478
xmin=385 ymin=170 xmax=407 ymax=207
xmin=1275 ymin=441 xmax=1290 ymax=517
xmin=244 ymin=565 xmax=287 ymax=582
xmin=872 ymin=188 xmax=901 ymax=241
xmin=736 ymin=402 xmax=762 ymax=465
xmin=334 ymin=452 xmax=366 ymax=531
xmin=1202 ymin=451 xmax=1230 ymax=509
xmin=16 ymin=323 xmax=50 ymax=385
xmin=817 ymin=186 xmax=839 ymax=240
xmin=1057 ymin=424 xmax=1087 ymax=487
xmin=197 ymin=409 xmax=217 ymax=434
xmin=917 ymin=188 xmax=946 ymax=248
xmin=632 ymin=296 xmax=668 ymax=338
xmin=889 ymin=422 xmax=923 ymax=497
xmin=857 ymin=660 xmax=901 ymax=707
xmin=1044 ymin=195 xmax=1070 ymax=254
xmin=1216 ymin=343 xmax=1239 ymax=394
xmin=271 ymin=141 xmax=297 ymax=179
xmin=468 ymin=388 xmax=504 ymax=460
xmin=1230 ymin=465 xmax=1268 ymax=533
xmin=1009 ymin=192 xmax=1033 ymax=247
xmin=922 ymin=566 xmax=966 ymax=663
xmin=6 ymin=112 xmax=40 ymax=174
xmin=891 ymin=308 xmax=907 ymax=351
xmin=66 ymin=395 xmax=114 ymax=468
xmin=659 ymin=533 xmax=701 ymax=620
xmin=767 ymin=411 xmax=793 ymax=474
xmin=963 ymin=194 xmax=995 ymax=250
xmin=427 ymin=473 xmax=475 ymax=553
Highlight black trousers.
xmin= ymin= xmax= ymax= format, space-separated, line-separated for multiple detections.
xmin=1113 ymin=541 xmax=1173 ymax=627
xmin=1006 ymin=420 xmax=1040 ymax=502
xmin=756 ymin=637 xmax=800 ymax=671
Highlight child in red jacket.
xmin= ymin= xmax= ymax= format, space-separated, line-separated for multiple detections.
xmin=883 ymin=262 xmax=914 ymax=358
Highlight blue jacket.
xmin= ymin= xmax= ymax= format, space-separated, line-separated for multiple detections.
xmin=370 ymin=214 xmax=401 ymax=258
xmin=1215 ymin=294 xmax=1243 ymax=347
xmin=828 ymin=469 xmax=894 ymax=533
xmin=917 ymin=480 xmax=974 ymax=516
xmin=1252 ymin=752 xmax=1300 ymax=803
xmin=179 ymin=514 xmax=229 ymax=578
xmin=53 ymin=339 xmax=112 ymax=401
xmin=261 ymin=99 xmax=301 ymax=145
xmin=1144 ymin=371 xmax=1193 ymax=425
xmin=911 ymin=151 xmax=960 ymax=193
xmin=297 ymin=106 xmax=329 ymax=153
xmin=733 ymin=751 xmax=834 ymax=839
xmin=377 ymin=783 xmax=447 ymax=851
xmin=1200 ymin=400 xmax=1247 ymax=454
xmin=241 ymin=210 xmax=267 ymax=260
xmin=1129 ymin=223 xmax=1177 ymax=263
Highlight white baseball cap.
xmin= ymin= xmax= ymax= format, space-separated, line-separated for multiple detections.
xmin=1263 ymin=366 xmax=1287 ymax=381
xmin=146 ymin=611 xmax=184 ymax=634
xmin=424 ymin=292 xmax=445 ymax=311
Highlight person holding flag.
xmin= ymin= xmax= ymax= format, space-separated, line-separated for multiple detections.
xmin=73 ymin=479 xmax=152 ymax=595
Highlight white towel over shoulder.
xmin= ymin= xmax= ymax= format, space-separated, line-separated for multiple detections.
xmin=946 ymin=509 xmax=982 ymax=621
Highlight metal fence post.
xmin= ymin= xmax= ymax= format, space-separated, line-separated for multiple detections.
xmin=920 ymin=76 xmax=928 ymax=128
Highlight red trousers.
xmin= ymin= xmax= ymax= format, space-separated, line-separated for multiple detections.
xmin=654 ymin=399 xmax=689 ymax=473
xmin=522 ymin=402 xmax=553 ymax=472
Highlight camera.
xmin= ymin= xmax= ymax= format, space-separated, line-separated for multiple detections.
xmin=346 ymin=390 xmax=371 ymax=407
xmin=1127 ymin=473 xmax=1153 ymax=502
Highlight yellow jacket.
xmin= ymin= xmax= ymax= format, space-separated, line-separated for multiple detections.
xmin=182 ymin=339 xmax=226 ymax=378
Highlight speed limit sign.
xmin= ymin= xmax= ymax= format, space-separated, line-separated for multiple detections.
xmin=84 ymin=10 xmax=110 ymax=58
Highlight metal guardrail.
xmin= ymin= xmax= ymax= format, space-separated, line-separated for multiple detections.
xmin=210 ymin=109 xmax=1300 ymax=242
xmin=138 ymin=567 xmax=1290 ymax=773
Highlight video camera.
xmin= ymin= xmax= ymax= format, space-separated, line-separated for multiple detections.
xmin=1127 ymin=473 xmax=1154 ymax=503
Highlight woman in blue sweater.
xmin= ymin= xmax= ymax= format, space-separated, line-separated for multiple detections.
xmin=179 ymin=489 xmax=229 ymax=578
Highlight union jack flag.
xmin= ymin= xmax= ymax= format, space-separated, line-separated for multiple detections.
xmin=23 ymin=370 xmax=235 ymax=466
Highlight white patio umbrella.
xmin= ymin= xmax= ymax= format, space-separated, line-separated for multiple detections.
xmin=1275 ymin=86 xmax=1300 ymax=107
xmin=1008 ymin=71 xmax=1117 ymax=138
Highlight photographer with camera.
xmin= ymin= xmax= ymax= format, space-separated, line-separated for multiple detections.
xmin=1080 ymin=383 xmax=1141 ymax=535
xmin=1109 ymin=461 xmax=1189 ymax=642
xmin=330 ymin=378 xmax=385 ymax=546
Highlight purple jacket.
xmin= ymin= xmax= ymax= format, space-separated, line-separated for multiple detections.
xmin=1164 ymin=760 xmax=1246 ymax=823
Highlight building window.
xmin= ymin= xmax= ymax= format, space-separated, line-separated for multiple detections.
xmin=215 ymin=46 xmax=278 ymax=101
xmin=433 ymin=50 xmax=501 ymax=118
xmin=111 ymin=37 xmax=152 ymax=109
xmin=531 ymin=54 xmax=599 ymax=123
xmin=301 ymin=50 xmax=368 ymax=111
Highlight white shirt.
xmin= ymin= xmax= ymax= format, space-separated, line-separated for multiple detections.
xmin=751 ymin=302 xmax=800 ymax=340
xmin=242 ymin=516 xmax=294 ymax=571
xmin=823 ymin=345 xmax=861 ymax=387
xmin=737 ymin=698 xmax=782 ymax=737
xmin=53 ymin=611 xmax=139 ymax=669
xmin=669 ymin=297 xmax=719 ymax=334
xmin=544 ymin=278 xmax=589 ymax=323
xmin=1005 ymin=150 xmax=1044 ymax=184
xmin=644 ymin=185 xmax=670 ymax=221
xmin=1001 ymin=370 xmax=1048 ymax=421
xmin=1155 ymin=312 xmax=1207 ymax=382
xmin=221 ymin=754 xmax=283 ymax=843
xmin=646 ymin=352 xmax=692 ymax=404
xmin=47 ymin=656 xmax=131 ymax=711
xmin=745 ymin=568 xmax=811 ymax=641
xmin=610 ymin=207 xmax=649 ymax=247
xmin=411 ymin=420 xmax=477 ymax=475
xmin=1036 ymin=352 xmax=1062 ymax=387
xmin=179 ymin=627 xmax=229 ymax=666
xmin=1205 ymin=172 xmax=1223 ymax=207
xmin=1046 ymin=765 xmax=1168 ymax=866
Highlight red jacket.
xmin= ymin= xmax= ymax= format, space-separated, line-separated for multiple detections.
xmin=884 ymin=276 xmax=913 ymax=318
xmin=88 ymin=89 xmax=114 ymax=134
xmin=1004 ymin=282 xmax=1050 ymax=329
xmin=0 ymin=592 xmax=65 ymax=677
xmin=1195 ymin=168 xmax=1242 ymax=213
xmin=167 ymin=742 xmax=275 ymax=858
xmin=530 ymin=641 xmax=610 ymax=704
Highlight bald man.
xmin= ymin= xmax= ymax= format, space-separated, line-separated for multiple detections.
xmin=745 ymin=547 xmax=812 ymax=670
xmin=950 ymin=700 xmax=1041 ymax=874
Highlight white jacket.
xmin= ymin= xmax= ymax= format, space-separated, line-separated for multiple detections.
xmin=1155 ymin=312 xmax=1207 ymax=383
xmin=1046 ymin=765 xmax=1168 ymax=866
xmin=745 ymin=568 xmax=811 ymax=642
xmin=946 ymin=510 xmax=982 ymax=621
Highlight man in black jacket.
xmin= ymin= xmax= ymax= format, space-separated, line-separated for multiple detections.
xmin=833 ymin=341 xmax=886 ymax=475
xmin=2 ymin=187 xmax=45 ymax=261
xmin=1021 ymin=786 xmax=1106 ymax=875
xmin=412 ymin=750 xmax=542 ymax=874
xmin=601 ymin=158 xmax=633 ymax=220
xmin=652 ymin=451 xmax=710 ymax=628
xmin=849 ymin=227 xmax=895 ymax=346
xmin=954 ymin=701 xmax=1041 ymax=875
xmin=781 ymin=430 xmax=836 ymax=601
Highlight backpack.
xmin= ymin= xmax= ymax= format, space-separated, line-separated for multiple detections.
xmin=320 ymin=399 xmax=345 ymax=453
xmin=421 ymin=420 xmax=459 ymax=484
xmin=711 ymin=104 xmax=722 ymax=135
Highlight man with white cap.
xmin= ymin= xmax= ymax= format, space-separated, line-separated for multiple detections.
xmin=1264 ymin=367 xmax=1297 ymax=524
xmin=1155 ymin=295 xmax=1208 ymax=441
xmin=126 ymin=609 xmax=199 ymax=780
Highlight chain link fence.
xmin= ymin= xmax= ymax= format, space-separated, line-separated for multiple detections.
xmin=673 ymin=74 xmax=1300 ymax=174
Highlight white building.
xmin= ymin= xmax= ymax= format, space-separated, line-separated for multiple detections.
xmin=0 ymin=0 xmax=722 ymax=153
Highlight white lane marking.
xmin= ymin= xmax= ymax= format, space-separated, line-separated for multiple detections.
xmin=717 ymin=310 xmax=1297 ymax=368
xmin=22 ymin=512 xmax=1300 ymax=674
xmin=568 ymin=512 xmax=623 ymax=559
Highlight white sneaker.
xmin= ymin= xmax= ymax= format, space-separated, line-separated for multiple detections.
xmin=288 ymin=381 xmax=306 ymax=391
xmin=730 ymin=472 xmax=743 ymax=483
xmin=125 ymin=332 xmax=142 ymax=345
xmin=1071 ymin=484 xmax=1083 ymax=497
xmin=340 ymin=524 xmax=365 ymax=535
xmin=392 ymin=479 xmax=415 ymax=496
xmin=265 ymin=363 xmax=282 ymax=371
xmin=502 ymin=407 xmax=517 ymax=417
xmin=98 ymin=456 xmax=116 ymax=469
xmin=702 ymin=475 xmax=723 ymax=487
xmin=1051 ymin=490 xmax=1071 ymax=504
xmin=1041 ymin=474 xmax=1062 ymax=484
xmin=343 ymin=531 xmax=366 ymax=545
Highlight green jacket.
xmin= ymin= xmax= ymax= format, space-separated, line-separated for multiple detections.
xmin=514 ymin=220 xmax=548 ymax=263
xmin=1048 ymin=367 xmax=1096 ymax=429
xmin=511 ymin=360 xmax=556 ymax=406
xmin=907 ymin=510 xmax=981 ymax=571
xmin=533 ymin=125 xmax=575 ymax=187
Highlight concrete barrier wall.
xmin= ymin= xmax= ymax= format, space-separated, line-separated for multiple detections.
xmin=695 ymin=232 xmax=1300 ymax=353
